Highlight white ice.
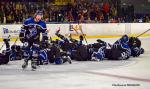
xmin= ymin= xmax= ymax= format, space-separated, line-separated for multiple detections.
xmin=0 ymin=37 xmax=150 ymax=89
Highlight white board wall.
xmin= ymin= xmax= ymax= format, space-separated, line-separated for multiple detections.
xmin=0 ymin=23 xmax=150 ymax=38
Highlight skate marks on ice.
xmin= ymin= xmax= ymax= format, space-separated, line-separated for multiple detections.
xmin=0 ymin=59 xmax=137 ymax=75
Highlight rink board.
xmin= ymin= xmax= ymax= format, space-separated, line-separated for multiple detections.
xmin=0 ymin=23 xmax=150 ymax=41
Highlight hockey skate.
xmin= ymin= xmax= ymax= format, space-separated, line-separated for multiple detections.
xmin=22 ymin=60 xmax=28 ymax=70
xmin=91 ymin=57 xmax=100 ymax=62
xmin=67 ymin=56 xmax=72 ymax=64
xmin=31 ymin=58 xmax=38 ymax=71
xmin=62 ymin=56 xmax=72 ymax=64
xmin=31 ymin=62 xmax=37 ymax=71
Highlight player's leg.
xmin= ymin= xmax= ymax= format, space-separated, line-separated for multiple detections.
xmin=61 ymin=51 xmax=72 ymax=64
xmin=22 ymin=42 xmax=31 ymax=69
xmin=31 ymin=44 xmax=40 ymax=70
xmin=55 ymin=29 xmax=68 ymax=41
xmin=91 ymin=52 xmax=99 ymax=61
xmin=22 ymin=48 xmax=30 ymax=69
xmin=39 ymin=49 xmax=49 ymax=65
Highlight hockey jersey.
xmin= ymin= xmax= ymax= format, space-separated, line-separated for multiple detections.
xmin=20 ymin=17 xmax=47 ymax=43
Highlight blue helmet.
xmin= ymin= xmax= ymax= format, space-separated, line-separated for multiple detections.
xmin=34 ymin=10 xmax=43 ymax=17
xmin=121 ymin=35 xmax=129 ymax=44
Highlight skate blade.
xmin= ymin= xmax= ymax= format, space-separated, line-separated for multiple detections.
xmin=31 ymin=68 xmax=36 ymax=71
xmin=22 ymin=66 xmax=27 ymax=70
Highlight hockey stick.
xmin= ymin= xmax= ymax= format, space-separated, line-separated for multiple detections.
xmin=78 ymin=25 xmax=88 ymax=44
xmin=0 ymin=35 xmax=11 ymax=51
xmin=76 ymin=0 xmax=88 ymax=45
xmin=69 ymin=23 xmax=88 ymax=44
xmin=70 ymin=23 xmax=79 ymax=34
xmin=13 ymin=36 xmax=19 ymax=45
xmin=136 ymin=29 xmax=150 ymax=38
xmin=50 ymin=36 xmax=52 ymax=42
xmin=68 ymin=23 xmax=72 ymax=38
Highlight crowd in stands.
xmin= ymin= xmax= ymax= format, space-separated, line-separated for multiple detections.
xmin=0 ymin=0 xmax=149 ymax=24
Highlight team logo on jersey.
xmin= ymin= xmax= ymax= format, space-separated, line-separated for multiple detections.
xmin=36 ymin=25 xmax=42 ymax=30
xmin=29 ymin=28 xmax=38 ymax=37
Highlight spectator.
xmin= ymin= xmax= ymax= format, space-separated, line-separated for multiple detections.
xmin=0 ymin=1 xmax=149 ymax=23
xmin=67 ymin=10 xmax=74 ymax=22
xmin=0 ymin=7 xmax=4 ymax=23
xmin=103 ymin=2 xmax=110 ymax=14
xmin=90 ymin=9 xmax=97 ymax=21
xmin=143 ymin=16 xmax=150 ymax=22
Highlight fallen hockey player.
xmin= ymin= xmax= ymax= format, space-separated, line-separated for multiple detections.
xmin=90 ymin=35 xmax=144 ymax=61
xmin=128 ymin=37 xmax=144 ymax=57
xmin=55 ymin=29 xmax=89 ymax=61
xmin=105 ymin=35 xmax=131 ymax=60
xmin=90 ymin=39 xmax=107 ymax=61
xmin=0 ymin=38 xmax=22 ymax=65
xmin=40 ymin=42 xmax=72 ymax=65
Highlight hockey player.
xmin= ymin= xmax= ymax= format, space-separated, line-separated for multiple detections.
xmin=0 ymin=39 xmax=10 ymax=65
xmin=128 ymin=37 xmax=144 ymax=57
xmin=52 ymin=44 xmax=72 ymax=65
xmin=70 ymin=35 xmax=89 ymax=61
xmin=52 ymin=30 xmax=73 ymax=64
xmin=36 ymin=30 xmax=72 ymax=65
xmin=90 ymin=39 xmax=107 ymax=61
xmin=9 ymin=44 xmax=22 ymax=61
xmin=91 ymin=46 xmax=106 ymax=61
xmin=55 ymin=29 xmax=90 ymax=61
xmin=107 ymin=35 xmax=131 ymax=60
xmin=0 ymin=38 xmax=22 ymax=65
xmin=19 ymin=10 xmax=49 ymax=70
xmin=55 ymin=29 xmax=73 ymax=52
xmin=42 ymin=42 xmax=72 ymax=65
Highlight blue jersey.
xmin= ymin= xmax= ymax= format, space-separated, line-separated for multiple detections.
xmin=21 ymin=17 xmax=47 ymax=43
xmin=113 ymin=38 xmax=131 ymax=57
xmin=113 ymin=39 xmax=130 ymax=50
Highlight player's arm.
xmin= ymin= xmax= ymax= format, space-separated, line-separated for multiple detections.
xmin=19 ymin=26 xmax=26 ymax=43
xmin=19 ymin=19 xmax=29 ymax=43
xmin=41 ymin=23 xmax=48 ymax=43
xmin=42 ymin=30 xmax=48 ymax=43
xmin=69 ymin=37 xmax=78 ymax=43
xmin=3 ymin=38 xmax=10 ymax=54
xmin=55 ymin=30 xmax=68 ymax=41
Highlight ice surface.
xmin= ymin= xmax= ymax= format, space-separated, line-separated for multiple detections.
xmin=0 ymin=37 xmax=150 ymax=89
